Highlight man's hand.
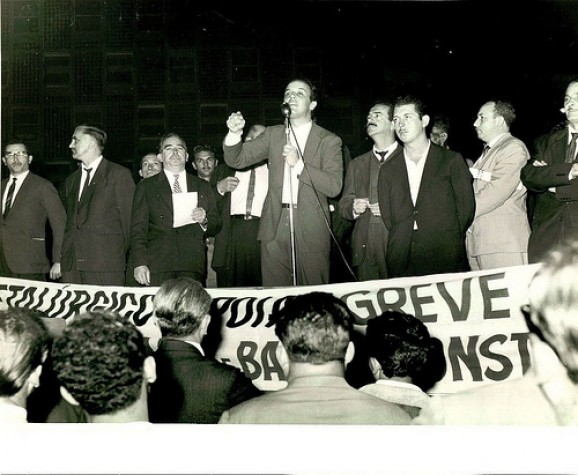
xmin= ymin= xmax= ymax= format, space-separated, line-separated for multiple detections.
xmin=217 ymin=176 xmax=240 ymax=194
xmin=49 ymin=262 xmax=61 ymax=280
xmin=227 ymin=111 xmax=245 ymax=135
xmin=533 ymin=160 xmax=547 ymax=167
xmin=368 ymin=202 xmax=381 ymax=216
xmin=134 ymin=265 xmax=151 ymax=286
xmin=571 ymin=163 xmax=578 ymax=179
xmin=353 ymin=198 xmax=370 ymax=216
xmin=282 ymin=144 xmax=300 ymax=167
xmin=192 ymin=207 xmax=207 ymax=224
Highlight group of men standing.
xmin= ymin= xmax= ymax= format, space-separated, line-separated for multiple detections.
xmin=2 ymin=78 xmax=578 ymax=288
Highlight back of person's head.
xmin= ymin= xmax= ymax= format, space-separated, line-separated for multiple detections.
xmin=365 ymin=311 xmax=446 ymax=392
xmin=527 ymin=240 xmax=578 ymax=382
xmin=0 ymin=308 xmax=49 ymax=398
xmin=273 ymin=292 xmax=352 ymax=364
xmin=51 ymin=310 xmax=149 ymax=416
xmin=153 ymin=277 xmax=212 ymax=337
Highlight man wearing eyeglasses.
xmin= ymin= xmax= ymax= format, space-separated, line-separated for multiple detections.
xmin=0 ymin=140 xmax=66 ymax=281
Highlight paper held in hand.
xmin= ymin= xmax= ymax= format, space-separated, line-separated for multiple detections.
xmin=172 ymin=191 xmax=198 ymax=227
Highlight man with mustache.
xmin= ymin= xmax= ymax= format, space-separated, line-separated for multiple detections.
xmin=521 ymin=78 xmax=578 ymax=262
xmin=339 ymin=100 xmax=400 ymax=281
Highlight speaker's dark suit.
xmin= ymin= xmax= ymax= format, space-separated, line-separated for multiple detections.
xmin=377 ymin=144 xmax=475 ymax=277
xmin=129 ymin=171 xmax=221 ymax=284
xmin=0 ymin=173 xmax=66 ymax=276
xmin=521 ymin=128 xmax=578 ymax=262
xmin=61 ymin=159 xmax=135 ymax=283
xmin=223 ymin=123 xmax=342 ymax=286
xmin=148 ymin=338 xmax=261 ymax=424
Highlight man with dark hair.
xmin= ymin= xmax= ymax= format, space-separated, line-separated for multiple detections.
xmin=522 ymin=78 xmax=578 ymax=262
xmin=429 ymin=115 xmax=451 ymax=149
xmin=339 ymin=100 xmax=399 ymax=281
xmin=51 ymin=310 xmax=156 ymax=423
xmin=191 ymin=144 xmax=218 ymax=182
xmin=219 ymin=292 xmax=410 ymax=424
xmin=148 ymin=277 xmax=261 ymax=423
xmin=138 ymin=152 xmax=162 ymax=180
xmin=1 ymin=140 xmax=66 ymax=281
xmin=0 ymin=307 xmax=49 ymax=423
xmin=378 ymin=95 xmax=475 ymax=277
xmin=61 ymin=124 xmax=135 ymax=285
xmin=130 ymin=133 xmax=221 ymax=287
xmin=467 ymin=100 xmax=530 ymax=270
xmin=224 ymin=78 xmax=343 ymax=286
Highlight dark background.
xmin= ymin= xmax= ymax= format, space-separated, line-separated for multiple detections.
xmin=2 ymin=0 xmax=578 ymax=185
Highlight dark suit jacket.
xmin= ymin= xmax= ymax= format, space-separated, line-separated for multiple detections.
xmin=148 ymin=338 xmax=262 ymax=423
xmin=129 ymin=171 xmax=221 ymax=275
xmin=211 ymin=163 xmax=237 ymax=269
xmin=521 ymin=128 xmax=578 ymax=262
xmin=338 ymin=147 xmax=401 ymax=267
xmin=377 ymin=144 xmax=475 ymax=277
xmin=61 ymin=159 xmax=135 ymax=273
xmin=0 ymin=173 xmax=66 ymax=273
xmin=223 ymin=123 xmax=343 ymax=254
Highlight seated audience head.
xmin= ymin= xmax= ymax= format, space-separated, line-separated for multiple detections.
xmin=365 ymin=311 xmax=446 ymax=392
xmin=192 ymin=144 xmax=217 ymax=182
xmin=0 ymin=308 xmax=49 ymax=412
xmin=526 ymin=240 xmax=578 ymax=383
xmin=51 ymin=310 xmax=155 ymax=422
xmin=153 ymin=277 xmax=212 ymax=341
xmin=245 ymin=124 xmax=266 ymax=142
xmin=273 ymin=292 xmax=354 ymax=371
xmin=139 ymin=152 xmax=163 ymax=179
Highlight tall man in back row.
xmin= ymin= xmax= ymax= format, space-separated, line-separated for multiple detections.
xmin=61 ymin=125 xmax=135 ymax=286
xmin=223 ymin=78 xmax=343 ymax=286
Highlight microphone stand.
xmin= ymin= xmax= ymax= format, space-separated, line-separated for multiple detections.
xmin=285 ymin=113 xmax=298 ymax=286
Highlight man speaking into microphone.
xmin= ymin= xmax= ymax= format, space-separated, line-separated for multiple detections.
xmin=223 ymin=78 xmax=343 ymax=286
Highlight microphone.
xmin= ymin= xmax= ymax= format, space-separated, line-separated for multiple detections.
xmin=281 ymin=102 xmax=292 ymax=118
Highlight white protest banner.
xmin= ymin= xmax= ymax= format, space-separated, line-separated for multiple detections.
xmin=0 ymin=263 xmax=540 ymax=394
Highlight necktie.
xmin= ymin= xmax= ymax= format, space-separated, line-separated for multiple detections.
xmin=376 ymin=150 xmax=388 ymax=162
xmin=3 ymin=178 xmax=17 ymax=218
xmin=245 ymin=168 xmax=256 ymax=217
xmin=79 ymin=168 xmax=92 ymax=201
xmin=172 ymin=174 xmax=182 ymax=193
xmin=566 ymin=133 xmax=578 ymax=164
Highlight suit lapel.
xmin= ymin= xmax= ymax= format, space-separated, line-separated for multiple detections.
xmin=158 ymin=172 xmax=173 ymax=215
xmin=10 ymin=173 xmax=32 ymax=212
xmin=414 ymin=145 xmax=439 ymax=208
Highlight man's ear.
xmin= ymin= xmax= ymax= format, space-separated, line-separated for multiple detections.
xmin=1 ymin=157 xmax=6 ymax=166
xmin=138 ymin=170 xmax=144 ymax=178
xmin=422 ymin=114 xmax=431 ymax=128
xmin=143 ymin=355 xmax=157 ymax=384
xmin=60 ymin=386 xmax=80 ymax=407
xmin=309 ymin=100 xmax=318 ymax=112
xmin=368 ymin=356 xmax=382 ymax=380
xmin=200 ymin=313 xmax=211 ymax=338
xmin=28 ymin=155 xmax=33 ymax=164
xmin=344 ymin=341 xmax=355 ymax=367
xmin=27 ymin=364 xmax=43 ymax=394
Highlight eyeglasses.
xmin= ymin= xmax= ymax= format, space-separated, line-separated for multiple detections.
xmin=4 ymin=151 xmax=28 ymax=159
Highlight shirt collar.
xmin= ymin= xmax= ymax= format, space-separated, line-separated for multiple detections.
xmin=9 ymin=170 xmax=30 ymax=181
xmin=84 ymin=155 xmax=104 ymax=172
xmin=184 ymin=340 xmax=205 ymax=356
xmin=487 ymin=132 xmax=508 ymax=149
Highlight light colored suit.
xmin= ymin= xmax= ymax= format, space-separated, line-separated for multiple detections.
xmin=219 ymin=375 xmax=411 ymax=425
xmin=224 ymin=123 xmax=342 ymax=286
xmin=413 ymin=375 xmax=557 ymax=425
xmin=466 ymin=133 xmax=531 ymax=269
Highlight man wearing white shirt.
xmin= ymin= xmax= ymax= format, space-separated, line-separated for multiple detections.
xmin=522 ymin=78 xmax=578 ymax=262
xmin=467 ymin=100 xmax=531 ymax=270
xmin=377 ymin=95 xmax=475 ymax=277
xmin=0 ymin=140 xmax=66 ymax=281
xmin=213 ymin=124 xmax=269 ymax=287
xmin=61 ymin=124 xmax=135 ymax=285
xmin=223 ymin=78 xmax=343 ymax=286
xmin=130 ymin=133 xmax=221 ymax=286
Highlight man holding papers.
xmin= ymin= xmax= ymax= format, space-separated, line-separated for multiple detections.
xmin=129 ymin=133 xmax=221 ymax=286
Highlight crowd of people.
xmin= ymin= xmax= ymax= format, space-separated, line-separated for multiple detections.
xmin=2 ymin=77 xmax=578 ymax=288
xmin=1 ymin=76 xmax=578 ymax=425
xmin=3 ymin=235 xmax=578 ymax=425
